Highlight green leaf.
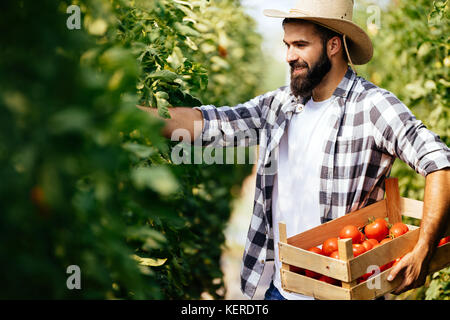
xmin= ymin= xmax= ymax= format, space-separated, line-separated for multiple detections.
xmin=122 ymin=142 xmax=155 ymax=158
xmin=132 ymin=255 xmax=167 ymax=267
xmin=131 ymin=166 xmax=179 ymax=195
xmin=49 ymin=108 xmax=91 ymax=133
xmin=155 ymin=91 xmax=171 ymax=118
xmin=174 ymin=22 xmax=200 ymax=37
xmin=167 ymin=46 xmax=186 ymax=70
xmin=146 ymin=70 xmax=178 ymax=82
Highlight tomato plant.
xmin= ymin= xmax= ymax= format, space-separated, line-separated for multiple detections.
xmin=0 ymin=0 xmax=264 ymax=299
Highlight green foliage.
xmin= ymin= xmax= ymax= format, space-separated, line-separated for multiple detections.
xmin=357 ymin=0 xmax=449 ymax=299
xmin=0 ymin=0 xmax=262 ymax=299
xmin=425 ymin=267 xmax=450 ymax=300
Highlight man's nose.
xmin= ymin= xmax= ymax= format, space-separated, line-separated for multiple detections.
xmin=286 ymin=47 xmax=298 ymax=64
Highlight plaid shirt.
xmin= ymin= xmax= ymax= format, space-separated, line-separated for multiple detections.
xmin=193 ymin=66 xmax=450 ymax=299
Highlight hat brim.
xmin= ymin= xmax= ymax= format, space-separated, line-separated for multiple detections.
xmin=263 ymin=9 xmax=373 ymax=65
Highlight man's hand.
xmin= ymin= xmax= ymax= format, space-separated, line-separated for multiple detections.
xmin=136 ymin=105 xmax=203 ymax=141
xmin=387 ymin=168 xmax=450 ymax=295
xmin=387 ymin=244 xmax=430 ymax=294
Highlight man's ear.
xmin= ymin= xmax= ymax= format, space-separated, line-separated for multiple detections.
xmin=328 ymin=36 xmax=342 ymax=58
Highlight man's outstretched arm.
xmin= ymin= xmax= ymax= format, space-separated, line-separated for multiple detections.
xmin=136 ymin=105 xmax=204 ymax=141
xmin=388 ymin=168 xmax=450 ymax=294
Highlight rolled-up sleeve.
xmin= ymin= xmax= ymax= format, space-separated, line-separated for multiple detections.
xmin=192 ymin=92 xmax=271 ymax=148
xmin=369 ymin=90 xmax=450 ymax=176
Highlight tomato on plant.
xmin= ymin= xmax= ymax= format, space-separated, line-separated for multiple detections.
xmin=364 ymin=218 xmax=389 ymax=242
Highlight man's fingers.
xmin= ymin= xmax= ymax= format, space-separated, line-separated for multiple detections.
xmin=387 ymin=261 xmax=403 ymax=282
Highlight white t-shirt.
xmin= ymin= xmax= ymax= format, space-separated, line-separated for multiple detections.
xmin=272 ymin=95 xmax=335 ymax=300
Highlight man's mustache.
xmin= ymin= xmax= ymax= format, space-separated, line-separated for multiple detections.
xmin=290 ymin=61 xmax=309 ymax=72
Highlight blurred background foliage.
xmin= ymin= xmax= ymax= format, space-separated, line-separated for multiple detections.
xmin=357 ymin=0 xmax=449 ymax=300
xmin=0 ymin=0 xmax=261 ymax=299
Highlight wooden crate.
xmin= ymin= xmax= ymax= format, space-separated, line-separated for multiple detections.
xmin=278 ymin=178 xmax=450 ymax=300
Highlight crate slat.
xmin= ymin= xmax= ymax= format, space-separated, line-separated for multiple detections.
xmin=385 ymin=178 xmax=402 ymax=224
xmin=287 ymin=200 xmax=387 ymax=249
xmin=278 ymin=222 xmax=290 ymax=272
xmin=278 ymin=178 xmax=450 ymax=300
xmin=279 ymin=242 xmax=349 ymax=281
xmin=281 ymin=269 xmax=351 ymax=300
xmin=399 ymin=197 xmax=423 ymax=219
xmin=348 ymin=226 xmax=420 ymax=281
xmin=338 ymin=238 xmax=357 ymax=289
xmin=351 ymin=241 xmax=450 ymax=300
xmin=429 ymin=241 xmax=450 ymax=273
xmin=350 ymin=268 xmax=402 ymax=300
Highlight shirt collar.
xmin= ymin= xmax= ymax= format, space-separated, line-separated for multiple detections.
xmin=287 ymin=66 xmax=357 ymax=108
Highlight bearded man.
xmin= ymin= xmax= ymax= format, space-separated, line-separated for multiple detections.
xmin=138 ymin=0 xmax=450 ymax=300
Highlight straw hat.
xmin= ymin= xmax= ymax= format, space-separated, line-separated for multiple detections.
xmin=264 ymin=0 xmax=373 ymax=65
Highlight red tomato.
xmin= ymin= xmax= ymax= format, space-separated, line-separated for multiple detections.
xmin=364 ymin=218 xmax=389 ymax=242
xmin=329 ymin=250 xmax=340 ymax=260
xmin=289 ymin=266 xmax=304 ymax=274
xmin=367 ymin=239 xmax=379 ymax=246
xmin=380 ymin=261 xmax=393 ymax=271
xmin=352 ymin=244 xmax=366 ymax=257
xmin=305 ymin=269 xmax=321 ymax=279
xmin=322 ymin=237 xmax=339 ymax=256
xmin=438 ymin=236 xmax=450 ymax=247
xmin=390 ymin=222 xmax=409 ymax=238
xmin=359 ymin=269 xmax=376 ymax=283
xmin=362 ymin=240 xmax=373 ymax=251
xmin=304 ymin=247 xmax=323 ymax=279
xmin=360 ymin=231 xmax=366 ymax=242
xmin=392 ymin=256 xmax=403 ymax=267
xmin=308 ymin=247 xmax=323 ymax=255
xmin=318 ymin=275 xmax=339 ymax=285
xmin=339 ymin=225 xmax=362 ymax=244
xmin=357 ymin=277 xmax=366 ymax=284
xmin=380 ymin=238 xmax=392 ymax=245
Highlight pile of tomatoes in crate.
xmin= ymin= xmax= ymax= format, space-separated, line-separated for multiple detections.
xmin=290 ymin=218 xmax=450 ymax=286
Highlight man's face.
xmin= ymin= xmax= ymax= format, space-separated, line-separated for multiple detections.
xmin=283 ymin=21 xmax=332 ymax=98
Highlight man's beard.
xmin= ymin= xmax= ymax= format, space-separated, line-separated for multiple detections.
xmin=290 ymin=45 xmax=332 ymax=98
